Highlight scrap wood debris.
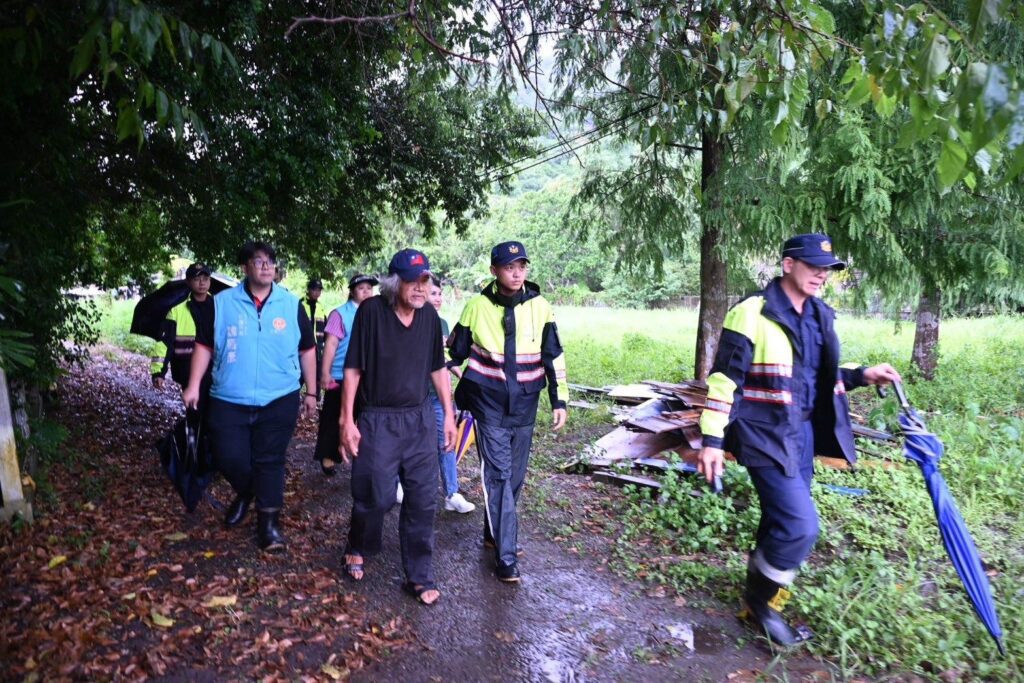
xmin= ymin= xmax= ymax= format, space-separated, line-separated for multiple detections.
xmin=566 ymin=380 xmax=899 ymax=492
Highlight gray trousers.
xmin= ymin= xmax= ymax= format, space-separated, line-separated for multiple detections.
xmin=347 ymin=401 xmax=438 ymax=588
xmin=475 ymin=419 xmax=535 ymax=567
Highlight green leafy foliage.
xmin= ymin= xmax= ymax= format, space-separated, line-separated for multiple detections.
xmin=0 ymin=1 xmax=535 ymax=386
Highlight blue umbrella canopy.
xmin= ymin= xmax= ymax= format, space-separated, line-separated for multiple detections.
xmin=893 ymin=384 xmax=1006 ymax=656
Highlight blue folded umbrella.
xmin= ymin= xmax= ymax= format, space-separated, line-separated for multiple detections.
xmin=890 ymin=383 xmax=1005 ymax=656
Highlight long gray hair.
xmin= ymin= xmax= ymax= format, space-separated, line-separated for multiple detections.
xmin=377 ymin=273 xmax=402 ymax=307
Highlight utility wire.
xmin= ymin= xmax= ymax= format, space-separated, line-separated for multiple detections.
xmin=481 ymin=102 xmax=657 ymax=183
xmin=484 ymin=118 xmax=641 ymax=184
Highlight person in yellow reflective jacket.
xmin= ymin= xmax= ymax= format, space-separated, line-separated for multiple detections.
xmin=151 ymin=263 xmax=214 ymax=405
xmin=447 ymin=241 xmax=568 ymax=583
xmin=300 ymin=278 xmax=327 ymax=392
xmin=697 ymin=233 xmax=901 ymax=647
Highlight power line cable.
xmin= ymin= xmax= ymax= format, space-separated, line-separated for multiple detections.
xmin=484 ymin=118 xmax=639 ymax=184
xmin=481 ymin=102 xmax=657 ymax=182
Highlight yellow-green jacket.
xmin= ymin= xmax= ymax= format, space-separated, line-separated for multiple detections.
xmin=447 ymin=280 xmax=567 ymax=427
xmin=151 ymin=298 xmax=202 ymax=386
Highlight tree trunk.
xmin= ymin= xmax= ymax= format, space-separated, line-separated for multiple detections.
xmin=694 ymin=126 xmax=728 ymax=381
xmin=911 ymin=284 xmax=941 ymax=380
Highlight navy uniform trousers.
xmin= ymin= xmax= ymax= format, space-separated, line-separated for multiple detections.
xmin=746 ymin=419 xmax=819 ymax=579
xmin=346 ymin=401 xmax=438 ymax=588
xmin=474 ymin=419 xmax=535 ymax=568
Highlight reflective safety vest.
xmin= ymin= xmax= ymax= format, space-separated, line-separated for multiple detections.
xmin=151 ymin=298 xmax=200 ymax=386
xmin=448 ymin=280 xmax=567 ymax=426
xmin=328 ymin=300 xmax=359 ymax=381
xmin=210 ymin=282 xmax=302 ymax=407
xmin=301 ymin=297 xmax=327 ymax=351
xmin=699 ymin=279 xmax=866 ymax=476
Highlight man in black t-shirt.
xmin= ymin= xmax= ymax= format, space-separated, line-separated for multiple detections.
xmin=339 ymin=249 xmax=455 ymax=606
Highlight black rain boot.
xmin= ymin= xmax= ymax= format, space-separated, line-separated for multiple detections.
xmin=742 ymin=565 xmax=814 ymax=646
xmin=224 ymin=494 xmax=253 ymax=527
xmin=257 ymin=510 xmax=286 ymax=553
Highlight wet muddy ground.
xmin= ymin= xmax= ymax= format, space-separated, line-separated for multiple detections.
xmin=4 ymin=350 xmax=835 ymax=681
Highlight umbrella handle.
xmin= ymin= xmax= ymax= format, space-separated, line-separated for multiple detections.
xmin=876 ymin=381 xmax=912 ymax=414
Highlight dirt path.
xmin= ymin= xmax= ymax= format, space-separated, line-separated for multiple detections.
xmin=2 ymin=350 xmax=829 ymax=681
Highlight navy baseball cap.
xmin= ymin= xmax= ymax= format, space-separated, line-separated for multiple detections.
xmin=782 ymin=233 xmax=846 ymax=270
xmin=185 ymin=263 xmax=211 ymax=279
xmin=348 ymin=273 xmax=379 ymax=289
xmin=388 ymin=249 xmax=431 ymax=282
xmin=491 ymin=241 xmax=530 ymax=266
xmin=307 ymin=278 xmax=323 ymax=290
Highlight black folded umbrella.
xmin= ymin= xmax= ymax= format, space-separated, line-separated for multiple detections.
xmin=130 ymin=272 xmax=236 ymax=341
xmin=156 ymin=409 xmax=213 ymax=512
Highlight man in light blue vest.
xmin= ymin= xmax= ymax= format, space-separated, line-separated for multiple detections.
xmin=313 ymin=273 xmax=378 ymax=476
xmin=184 ymin=241 xmax=319 ymax=553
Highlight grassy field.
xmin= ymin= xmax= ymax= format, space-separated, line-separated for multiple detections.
xmin=96 ymin=296 xmax=1024 ymax=679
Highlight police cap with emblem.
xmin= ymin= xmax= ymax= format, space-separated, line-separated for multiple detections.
xmin=782 ymin=233 xmax=846 ymax=271
xmin=490 ymin=241 xmax=530 ymax=266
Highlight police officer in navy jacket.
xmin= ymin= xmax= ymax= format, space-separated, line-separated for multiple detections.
xmin=698 ymin=233 xmax=901 ymax=646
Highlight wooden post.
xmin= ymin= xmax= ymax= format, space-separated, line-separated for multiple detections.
xmin=0 ymin=368 xmax=32 ymax=522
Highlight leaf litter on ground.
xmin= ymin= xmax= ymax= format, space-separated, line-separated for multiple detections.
xmin=0 ymin=351 xmax=412 ymax=680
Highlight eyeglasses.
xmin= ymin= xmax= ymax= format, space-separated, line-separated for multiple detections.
xmin=250 ymin=259 xmax=275 ymax=270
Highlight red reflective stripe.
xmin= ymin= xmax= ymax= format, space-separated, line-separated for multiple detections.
xmin=749 ymin=363 xmax=792 ymax=377
xmin=516 ymin=368 xmax=545 ymax=382
xmin=516 ymin=352 xmax=542 ymax=363
xmin=471 ymin=344 xmax=504 ymax=363
xmin=468 ymin=358 xmax=506 ymax=380
xmin=742 ymin=388 xmax=793 ymax=404
xmin=705 ymin=398 xmax=732 ymax=413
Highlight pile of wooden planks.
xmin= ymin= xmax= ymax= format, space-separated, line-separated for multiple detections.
xmin=566 ymin=379 xmax=898 ymax=491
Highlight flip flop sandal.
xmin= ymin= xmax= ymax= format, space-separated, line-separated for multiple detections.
xmin=402 ymin=582 xmax=440 ymax=606
xmin=343 ymin=555 xmax=364 ymax=581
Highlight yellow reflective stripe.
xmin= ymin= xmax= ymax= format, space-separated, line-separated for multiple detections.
xmin=551 ymin=352 xmax=568 ymax=401
xmin=722 ymin=296 xmax=764 ymax=340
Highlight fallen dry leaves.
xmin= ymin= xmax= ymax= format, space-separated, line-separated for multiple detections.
xmin=0 ymin=352 xmax=412 ymax=680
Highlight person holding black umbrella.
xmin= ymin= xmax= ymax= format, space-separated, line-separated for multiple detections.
xmin=151 ymin=263 xmax=214 ymax=402
xmin=697 ymin=233 xmax=901 ymax=647
xmin=183 ymin=241 xmax=318 ymax=553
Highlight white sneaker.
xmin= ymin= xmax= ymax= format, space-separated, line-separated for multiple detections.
xmin=445 ymin=492 xmax=476 ymax=513
xmin=396 ymin=483 xmax=404 ymax=504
